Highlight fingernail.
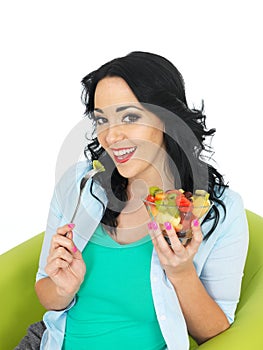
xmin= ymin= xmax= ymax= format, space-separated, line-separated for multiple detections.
xmin=164 ymin=222 xmax=172 ymax=230
xmin=147 ymin=222 xmax=153 ymax=230
xmin=68 ymin=223 xmax=75 ymax=229
xmin=152 ymin=221 xmax=158 ymax=230
xmin=72 ymin=246 xmax=77 ymax=253
xmin=193 ymin=219 xmax=199 ymax=227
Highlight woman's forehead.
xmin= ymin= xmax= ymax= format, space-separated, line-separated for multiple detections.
xmin=94 ymin=77 xmax=139 ymax=110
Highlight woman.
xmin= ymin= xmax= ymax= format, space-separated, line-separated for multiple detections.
xmin=16 ymin=52 xmax=248 ymax=350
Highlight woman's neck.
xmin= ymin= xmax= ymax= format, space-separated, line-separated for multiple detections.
xmin=127 ymin=161 xmax=174 ymax=203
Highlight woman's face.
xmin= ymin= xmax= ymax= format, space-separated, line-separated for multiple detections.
xmin=94 ymin=77 xmax=165 ymax=181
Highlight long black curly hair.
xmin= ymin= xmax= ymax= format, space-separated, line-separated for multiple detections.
xmin=81 ymin=51 xmax=228 ymax=238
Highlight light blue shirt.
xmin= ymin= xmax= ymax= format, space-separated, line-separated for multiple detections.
xmin=36 ymin=161 xmax=249 ymax=350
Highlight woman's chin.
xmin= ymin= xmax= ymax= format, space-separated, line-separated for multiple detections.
xmin=115 ymin=165 xmax=133 ymax=179
xmin=115 ymin=160 xmax=151 ymax=181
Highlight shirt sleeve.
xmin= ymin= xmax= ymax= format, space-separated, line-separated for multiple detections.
xmin=35 ymin=161 xmax=92 ymax=282
xmin=36 ymin=189 xmax=64 ymax=282
xmin=199 ymin=190 xmax=249 ymax=324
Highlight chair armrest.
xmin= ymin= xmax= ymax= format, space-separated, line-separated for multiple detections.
xmin=196 ymin=211 xmax=263 ymax=349
xmin=0 ymin=233 xmax=46 ymax=350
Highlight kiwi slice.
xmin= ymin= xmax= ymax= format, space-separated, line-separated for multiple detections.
xmin=92 ymin=160 xmax=105 ymax=172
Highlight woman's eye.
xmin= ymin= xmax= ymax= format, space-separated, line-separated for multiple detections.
xmin=94 ymin=116 xmax=108 ymax=126
xmin=122 ymin=113 xmax=141 ymax=124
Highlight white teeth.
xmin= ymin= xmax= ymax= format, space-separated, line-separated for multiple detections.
xmin=112 ymin=147 xmax=136 ymax=157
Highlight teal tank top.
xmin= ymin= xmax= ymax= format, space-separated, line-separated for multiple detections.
xmin=63 ymin=225 xmax=166 ymax=350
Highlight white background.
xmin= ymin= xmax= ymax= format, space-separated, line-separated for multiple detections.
xmin=1 ymin=0 xmax=262 ymax=254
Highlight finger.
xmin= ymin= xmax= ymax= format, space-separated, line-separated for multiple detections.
xmin=187 ymin=219 xmax=203 ymax=254
xmin=149 ymin=221 xmax=174 ymax=256
xmin=58 ymin=224 xmax=78 ymax=254
xmin=63 ymin=228 xmax=79 ymax=254
xmin=56 ymin=223 xmax=75 ymax=237
xmin=47 ymin=246 xmax=74 ymax=265
xmin=163 ymin=222 xmax=185 ymax=255
xmin=147 ymin=221 xmax=161 ymax=239
xmin=45 ymin=256 xmax=70 ymax=276
xmin=66 ymin=231 xmax=73 ymax=240
xmin=50 ymin=233 xmax=77 ymax=254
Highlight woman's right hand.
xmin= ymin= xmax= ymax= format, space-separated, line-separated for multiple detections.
xmin=45 ymin=223 xmax=86 ymax=299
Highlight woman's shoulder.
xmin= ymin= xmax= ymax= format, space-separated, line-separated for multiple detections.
xmin=214 ymin=186 xmax=248 ymax=241
xmin=198 ymin=186 xmax=248 ymax=261
xmin=209 ymin=186 xmax=248 ymax=241
xmin=215 ymin=186 xmax=245 ymax=213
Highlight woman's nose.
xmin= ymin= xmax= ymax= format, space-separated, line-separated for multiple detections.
xmin=104 ymin=124 xmax=125 ymax=145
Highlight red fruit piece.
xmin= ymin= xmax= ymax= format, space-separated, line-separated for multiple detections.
xmin=176 ymin=195 xmax=191 ymax=207
xmin=146 ymin=195 xmax=155 ymax=203
xmin=176 ymin=195 xmax=193 ymax=213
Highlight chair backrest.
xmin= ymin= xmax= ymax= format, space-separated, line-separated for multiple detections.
xmin=240 ymin=210 xmax=263 ymax=296
xmin=191 ymin=210 xmax=263 ymax=349
xmin=0 ymin=232 xmax=45 ymax=350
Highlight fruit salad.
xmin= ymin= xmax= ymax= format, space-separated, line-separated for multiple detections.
xmin=143 ymin=187 xmax=211 ymax=245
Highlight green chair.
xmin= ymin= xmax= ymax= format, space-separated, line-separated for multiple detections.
xmin=0 ymin=233 xmax=45 ymax=349
xmin=0 ymin=210 xmax=263 ymax=350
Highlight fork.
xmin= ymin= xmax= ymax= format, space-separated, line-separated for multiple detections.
xmin=69 ymin=164 xmax=105 ymax=224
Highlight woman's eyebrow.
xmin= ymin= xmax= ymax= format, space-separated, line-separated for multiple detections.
xmin=94 ymin=105 xmax=143 ymax=114
xmin=116 ymin=105 xmax=144 ymax=112
xmin=94 ymin=108 xmax=104 ymax=114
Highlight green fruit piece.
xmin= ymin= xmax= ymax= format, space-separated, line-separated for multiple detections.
xmin=154 ymin=200 xmax=166 ymax=212
xmin=149 ymin=186 xmax=162 ymax=196
xmin=167 ymin=206 xmax=180 ymax=217
xmin=167 ymin=198 xmax=176 ymax=206
xmin=155 ymin=212 xmax=174 ymax=224
xmin=92 ymin=160 xmax=105 ymax=172
xmin=167 ymin=193 xmax=178 ymax=201
xmin=194 ymin=190 xmax=210 ymax=200
xmin=195 ymin=189 xmax=206 ymax=196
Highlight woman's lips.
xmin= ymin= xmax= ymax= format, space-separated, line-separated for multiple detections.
xmin=112 ymin=146 xmax=137 ymax=164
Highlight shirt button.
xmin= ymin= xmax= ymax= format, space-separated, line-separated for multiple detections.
xmin=160 ymin=315 xmax=166 ymax=321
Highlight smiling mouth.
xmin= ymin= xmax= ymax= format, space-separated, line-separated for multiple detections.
xmin=112 ymin=146 xmax=137 ymax=163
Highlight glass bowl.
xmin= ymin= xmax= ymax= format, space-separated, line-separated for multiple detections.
xmin=143 ymin=198 xmax=212 ymax=246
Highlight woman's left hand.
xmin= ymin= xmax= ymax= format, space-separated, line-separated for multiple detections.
xmin=148 ymin=220 xmax=230 ymax=343
xmin=148 ymin=219 xmax=203 ymax=281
